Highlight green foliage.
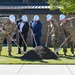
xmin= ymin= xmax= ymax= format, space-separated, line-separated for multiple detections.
xmin=48 ymin=0 xmax=75 ymax=14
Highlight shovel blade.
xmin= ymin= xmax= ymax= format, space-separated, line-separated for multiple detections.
xmin=54 ymin=48 xmax=61 ymax=53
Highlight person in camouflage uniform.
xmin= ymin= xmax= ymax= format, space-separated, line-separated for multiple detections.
xmin=46 ymin=14 xmax=60 ymax=55
xmin=59 ymin=14 xmax=75 ymax=56
xmin=0 ymin=15 xmax=16 ymax=56
xmin=0 ymin=22 xmax=4 ymax=55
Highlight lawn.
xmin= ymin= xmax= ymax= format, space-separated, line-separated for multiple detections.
xmin=0 ymin=46 xmax=75 ymax=64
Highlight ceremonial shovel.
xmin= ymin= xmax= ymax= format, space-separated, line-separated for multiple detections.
xmin=45 ymin=26 xmax=50 ymax=47
xmin=54 ymin=29 xmax=75 ymax=53
xmin=31 ymin=28 xmax=37 ymax=47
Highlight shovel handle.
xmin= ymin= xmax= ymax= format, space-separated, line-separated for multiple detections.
xmin=60 ymin=29 xmax=75 ymax=47
xmin=19 ymin=31 xmax=28 ymax=48
xmin=31 ymin=29 xmax=37 ymax=47
xmin=45 ymin=27 xmax=50 ymax=47
xmin=8 ymin=35 xmax=20 ymax=49
xmin=55 ymin=29 xmax=75 ymax=53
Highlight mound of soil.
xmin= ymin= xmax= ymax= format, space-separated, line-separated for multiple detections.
xmin=21 ymin=46 xmax=58 ymax=60
xmin=21 ymin=50 xmax=42 ymax=60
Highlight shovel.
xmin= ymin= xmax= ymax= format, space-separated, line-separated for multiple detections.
xmin=54 ymin=29 xmax=75 ymax=53
xmin=8 ymin=34 xmax=26 ymax=54
xmin=19 ymin=31 xmax=28 ymax=48
xmin=31 ymin=28 xmax=37 ymax=47
xmin=0 ymin=23 xmax=26 ymax=54
xmin=45 ymin=26 xmax=50 ymax=47
xmin=16 ymin=23 xmax=28 ymax=52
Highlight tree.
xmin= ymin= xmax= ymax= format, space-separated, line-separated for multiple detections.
xmin=48 ymin=0 xmax=75 ymax=14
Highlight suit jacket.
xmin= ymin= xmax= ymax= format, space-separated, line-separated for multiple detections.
xmin=18 ymin=22 xmax=29 ymax=38
xmin=31 ymin=20 xmax=42 ymax=38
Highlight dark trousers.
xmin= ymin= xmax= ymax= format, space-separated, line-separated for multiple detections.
xmin=32 ymin=36 xmax=41 ymax=47
xmin=18 ymin=34 xmax=27 ymax=53
xmin=63 ymin=41 xmax=74 ymax=54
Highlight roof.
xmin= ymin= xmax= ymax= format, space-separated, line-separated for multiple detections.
xmin=0 ymin=3 xmax=61 ymax=14
xmin=0 ymin=5 xmax=50 ymax=10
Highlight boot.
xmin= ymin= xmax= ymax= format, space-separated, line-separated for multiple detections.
xmin=9 ymin=52 xmax=12 ymax=56
xmin=18 ymin=49 xmax=21 ymax=54
xmin=56 ymin=52 xmax=59 ymax=55
xmin=63 ymin=52 xmax=67 ymax=56
xmin=71 ymin=52 xmax=75 ymax=56
xmin=17 ymin=51 xmax=21 ymax=54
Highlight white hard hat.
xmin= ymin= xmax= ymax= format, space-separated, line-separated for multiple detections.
xmin=33 ymin=15 xmax=39 ymax=21
xmin=9 ymin=15 xmax=15 ymax=22
xmin=59 ymin=14 xmax=66 ymax=20
xmin=46 ymin=14 xmax=52 ymax=21
xmin=22 ymin=15 xmax=28 ymax=22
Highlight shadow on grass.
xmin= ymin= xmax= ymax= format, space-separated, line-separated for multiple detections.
xmin=19 ymin=59 xmax=62 ymax=65
xmin=0 ymin=55 xmax=62 ymax=64
xmin=0 ymin=55 xmax=49 ymax=64
xmin=59 ymin=54 xmax=75 ymax=59
xmin=0 ymin=55 xmax=21 ymax=59
xmin=20 ymin=58 xmax=63 ymax=64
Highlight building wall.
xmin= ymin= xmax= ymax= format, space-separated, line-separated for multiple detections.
xmin=1 ymin=14 xmax=75 ymax=47
xmin=24 ymin=14 xmax=75 ymax=47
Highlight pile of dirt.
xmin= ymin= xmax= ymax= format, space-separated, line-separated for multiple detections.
xmin=21 ymin=50 xmax=42 ymax=60
xmin=21 ymin=46 xmax=58 ymax=60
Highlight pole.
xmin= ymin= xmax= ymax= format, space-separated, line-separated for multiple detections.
xmin=45 ymin=25 xmax=50 ymax=47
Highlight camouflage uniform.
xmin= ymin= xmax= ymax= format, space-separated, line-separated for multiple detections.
xmin=49 ymin=19 xmax=60 ymax=51
xmin=60 ymin=20 xmax=75 ymax=55
xmin=0 ymin=17 xmax=16 ymax=55
xmin=0 ymin=22 xmax=5 ymax=55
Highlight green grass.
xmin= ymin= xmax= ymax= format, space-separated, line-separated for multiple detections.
xmin=0 ymin=47 xmax=75 ymax=64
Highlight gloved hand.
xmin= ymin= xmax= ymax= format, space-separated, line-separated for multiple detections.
xmin=0 ymin=27 xmax=4 ymax=31
xmin=32 ymin=34 xmax=35 ymax=37
xmin=64 ymin=37 xmax=67 ymax=41
xmin=18 ymin=30 xmax=21 ymax=33
xmin=0 ymin=28 xmax=1 ymax=30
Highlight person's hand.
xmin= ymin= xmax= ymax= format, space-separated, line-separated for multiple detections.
xmin=10 ymin=37 xmax=13 ymax=41
xmin=47 ymin=33 xmax=50 ymax=36
xmin=64 ymin=37 xmax=67 ymax=41
xmin=32 ymin=34 xmax=35 ymax=37
xmin=18 ymin=30 xmax=21 ymax=33
xmin=0 ymin=28 xmax=1 ymax=30
xmin=48 ymin=25 xmax=51 ymax=28
xmin=0 ymin=27 xmax=3 ymax=31
xmin=0 ymin=27 xmax=6 ymax=34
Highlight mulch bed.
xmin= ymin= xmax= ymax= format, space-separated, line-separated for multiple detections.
xmin=21 ymin=46 xmax=58 ymax=60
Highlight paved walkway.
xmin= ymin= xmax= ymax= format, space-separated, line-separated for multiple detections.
xmin=0 ymin=65 xmax=75 ymax=75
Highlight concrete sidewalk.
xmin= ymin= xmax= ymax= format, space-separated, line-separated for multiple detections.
xmin=0 ymin=65 xmax=75 ymax=75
